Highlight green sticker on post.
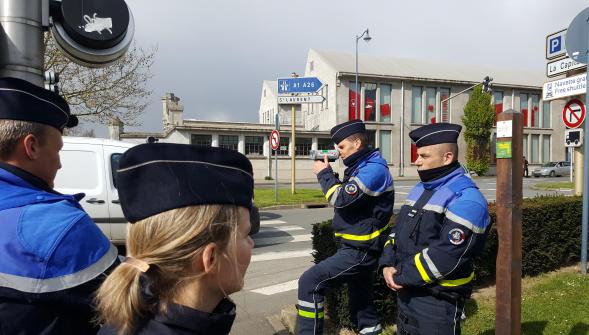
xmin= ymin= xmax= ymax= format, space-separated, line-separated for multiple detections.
xmin=496 ymin=141 xmax=512 ymax=158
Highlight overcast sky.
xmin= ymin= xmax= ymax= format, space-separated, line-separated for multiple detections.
xmin=87 ymin=0 xmax=588 ymax=137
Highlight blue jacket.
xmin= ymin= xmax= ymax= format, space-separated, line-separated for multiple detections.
xmin=317 ymin=149 xmax=394 ymax=252
xmin=379 ymin=166 xmax=490 ymax=297
xmin=0 ymin=164 xmax=118 ymax=335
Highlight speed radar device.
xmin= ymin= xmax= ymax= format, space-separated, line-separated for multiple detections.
xmin=310 ymin=149 xmax=339 ymax=162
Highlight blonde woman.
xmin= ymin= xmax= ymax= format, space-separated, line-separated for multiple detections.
xmin=95 ymin=143 xmax=254 ymax=335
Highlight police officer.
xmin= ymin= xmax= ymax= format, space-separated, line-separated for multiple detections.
xmin=0 ymin=77 xmax=118 ymax=334
xmin=95 ymin=144 xmax=255 ymax=335
xmin=297 ymin=120 xmax=394 ymax=335
xmin=380 ymin=123 xmax=490 ymax=335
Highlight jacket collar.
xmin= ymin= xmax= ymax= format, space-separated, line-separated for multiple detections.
xmin=421 ymin=165 xmax=469 ymax=190
xmin=151 ymin=299 xmax=236 ymax=334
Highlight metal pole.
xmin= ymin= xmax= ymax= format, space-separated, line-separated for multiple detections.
xmin=355 ymin=35 xmax=359 ymax=120
xmin=581 ymin=62 xmax=589 ymax=274
xmin=0 ymin=0 xmax=46 ymax=86
xmin=495 ymin=109 xmax=523 ymax=335
xmin=290 ymin=72 xmax=298 ymax=195
xmin=275 ymin=113 xmax=279 ymax=203
xmin=399 ymin=80 xmax=404 ymax=177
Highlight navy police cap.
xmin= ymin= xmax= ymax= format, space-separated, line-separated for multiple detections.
xmin=409 ymin=123 xmax=462 ymax=148
xmin=0 ymin=77 xmax=78 ymax=130
xmin=116 ymin=143 xmax=254 ymax=223
xmin=330 ymin=120 xmax=366 ymax=144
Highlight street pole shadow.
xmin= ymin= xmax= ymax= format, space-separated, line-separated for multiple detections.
xmin=570 ymin=322 xmax=589 ymax=335
xmin=476 ymin=321 xmax=549 ymax=335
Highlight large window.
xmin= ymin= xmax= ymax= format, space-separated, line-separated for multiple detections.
xmin=523 ymin=135 xmax=528 ymax=159
xmin=440 ymin=88 xmax=450 ymax=122
xmin=219 ymin=135 xmax=238 ymax=151
xmin=245 ymin=136 xmax=263 ymax=156
xmin=425 ymin=87 xmax=436 ymax=124
xmin=493 ymin=91 xmax=504 ymax=125
xmin=531 ymin=94 xmax=540 ymax=128
xmin=191 ymin=134 xmax=212 ymax=146
xmin=531 ymin=134 xmax=540 ymax=163
xmin=349 ymin=81 xmax=361 ymax=120
xmin=542 ymin=135 xmax=551 ymax=163
xmin=542 ymin=101 xmax=551 ymax=128
xmin=295 ymin=137 xmax=312 ymax=156
xmin=278 ymin=137 xmax=289 ymax=156
xmin=318 ymin=138 xmax=334 ymax=151
xmin=411 ymin=87 xmax=423 ymax=124
xmin=520 ymin=93 xmax=529 ymax=127
xmin=379 ymin=130 xmax=391 ymax=162
xmin=364 ymin=83 xmax=377 ymax=121
xmin=380 ymin=84 xmax=392 ymax=123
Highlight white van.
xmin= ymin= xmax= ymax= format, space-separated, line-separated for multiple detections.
xmin=54 ymin=137 xmax=260 ymax=245
xmin=54 ymin=137 xmax=136 ymax=244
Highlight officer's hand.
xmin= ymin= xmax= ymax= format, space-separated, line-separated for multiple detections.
xmin=313 ymin=155 xmax=330 ymax=175
xmin=383 ymin=266 xmax=403 ymax=291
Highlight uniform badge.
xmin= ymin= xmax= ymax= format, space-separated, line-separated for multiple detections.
xmin=448 ymin=228 xmax=466 ymax=245
xmin=344 ymin=184 xmax=358 ymax=195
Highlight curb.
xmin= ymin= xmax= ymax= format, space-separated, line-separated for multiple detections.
xmin=260 ymin=203 xmax=328 ymax=210
xmin=267 ymin=314 xmax=291 ymax=335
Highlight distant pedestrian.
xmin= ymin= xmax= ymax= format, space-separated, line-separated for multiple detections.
xmin=523 ymin=156 xmax=529 ymax=178
xmin=297 ymin=120 xmax=394 ymax=335
xmin=95 ymin=144 xmax=254 ymax=335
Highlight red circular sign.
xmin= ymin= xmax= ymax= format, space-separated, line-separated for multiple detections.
xmin=562 ymin=99 xmax=586 ymax=129
xmin=270 ymin=130 xmax=280 ymax=150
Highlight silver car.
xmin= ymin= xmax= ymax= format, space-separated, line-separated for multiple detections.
xmin=532 ymin=161 xmax=571 ymax=177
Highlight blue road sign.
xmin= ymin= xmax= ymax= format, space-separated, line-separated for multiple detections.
xmin=277 ymin=77 xmax=323 ymax=94
xmin=546 ymin=29 xmax=567 ymax=59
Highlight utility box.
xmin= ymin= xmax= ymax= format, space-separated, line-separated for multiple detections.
xmin=565 ymin=128 xmax=584 ymax=147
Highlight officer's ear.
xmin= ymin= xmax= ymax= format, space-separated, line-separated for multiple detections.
xmin=22 ymin=134 xmax=42 ymax=161
xmin=200 ymin=242 xmax=219 ymax=274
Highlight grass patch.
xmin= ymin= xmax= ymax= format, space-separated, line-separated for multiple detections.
xmin=382 ymin=267 xmax=589 ymax=334
xmin=254 ymin=188 xmax=325 ymax=207
xmin=534 ymin=181 xmax=574 ymax=190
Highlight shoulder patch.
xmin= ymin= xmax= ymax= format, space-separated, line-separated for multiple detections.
xmin=448 ymin=228 xmax=466 ymax=245
xmin=344 ymin=184 xmax=358 ymax=195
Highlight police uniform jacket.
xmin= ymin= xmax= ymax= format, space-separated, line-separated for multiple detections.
xmin=0 ymin=163 xmax=118 ymax=335
xmin=98 ymin=299 xmax=237 ymax=335
xmin=379 ymin=166 xmax=489 ymax=298
xmin=317 ymin=148 xmax=394 ymax=252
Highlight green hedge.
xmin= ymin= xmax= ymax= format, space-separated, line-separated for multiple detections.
xmin=311 ymin=195 xmax=583 ymax=330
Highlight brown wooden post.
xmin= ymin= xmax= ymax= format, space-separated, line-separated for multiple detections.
xmin=495 ymin=109 xmax=523 ymax=335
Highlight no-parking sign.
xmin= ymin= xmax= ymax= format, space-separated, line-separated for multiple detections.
xmin=562 ymin=99 xmax=586 ymax=129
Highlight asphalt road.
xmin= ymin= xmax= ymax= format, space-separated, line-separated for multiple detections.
xmin=230 ymin=176 xmax=573 ymax=334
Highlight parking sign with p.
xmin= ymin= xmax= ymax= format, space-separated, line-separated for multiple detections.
xmin=546 ymin=29 xmax=567 ymax=59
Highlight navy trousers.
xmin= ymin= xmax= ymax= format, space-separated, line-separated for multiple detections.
xmin=396 ymin=289 xmax=464 ymax=335
xmin=296 ymin=246 xmax=382 ymax=335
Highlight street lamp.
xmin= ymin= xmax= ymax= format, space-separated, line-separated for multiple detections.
xmin=355 ymin=28 xmax=371 ymax=120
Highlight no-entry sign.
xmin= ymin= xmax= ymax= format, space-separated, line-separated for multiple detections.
xmin=270 ymin=130 xmax=280 ymax=150
xmin=562 ymin=98 xmax=586 ymax=128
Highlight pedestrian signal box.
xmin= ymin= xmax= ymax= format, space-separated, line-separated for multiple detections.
xmin=565 ymin=128 xmax=584 ymax=147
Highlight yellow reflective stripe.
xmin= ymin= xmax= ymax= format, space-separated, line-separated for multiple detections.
xmin=325 ymin=184 xmax=341 ymax=201
xmin=439 ymin=272 xmax=475 ymax=287
xmin=298 ymin=310 xmax=325 ymax=319
xmin=334 ymin=222 xmax=391 ymax=241
xmin=383 ymin=238 xmax=395 ymax=248
xmin=414 ymin=253 xmax=432 ymax=283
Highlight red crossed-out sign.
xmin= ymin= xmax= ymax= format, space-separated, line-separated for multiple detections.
xmin=270 ymin=130 xmax=280 ymax=150
xmin=562 ymin=99 xmax=586 ymax=129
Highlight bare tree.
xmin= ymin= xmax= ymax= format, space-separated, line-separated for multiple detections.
xmin=64 ymin=127 xmax=96 ymax=137
xmin=44 ymin=34 xmax=156 ymax=126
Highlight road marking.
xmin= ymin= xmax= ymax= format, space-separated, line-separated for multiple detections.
xmin=396 ymin=191 xmax=408 ymax=195
xmin=258 ymin=225 xmax=305 ymax=234
xmin=481 ymin=189 xmax=496 ymax=191
xmin=251 ymin=249 xmax=313 ymax=262
xmin=251 ymin=279 xmax=298 ymax=295
xmin=396 ymin=185 xmax=413 ymax=189
xmin=260 ymin=219 xmax=287 ymax=226
xmin=254 ymin=234 xmax=312 ymax=247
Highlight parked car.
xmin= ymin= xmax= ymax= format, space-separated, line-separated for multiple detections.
xmin=54 ymin=137 xmax=260 ymax=244
xmin=532 ymin=161 xmax=571 ymax=177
